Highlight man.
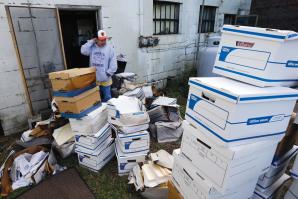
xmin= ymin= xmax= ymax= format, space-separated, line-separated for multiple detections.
xmin=81 ymin=30 xmax=117 ymax=102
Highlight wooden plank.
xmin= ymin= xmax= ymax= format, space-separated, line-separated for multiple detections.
xmin=55 ymin=8 xmax=68 ymax=70
xmin=5 ymin=6 xmax=34 ymax=116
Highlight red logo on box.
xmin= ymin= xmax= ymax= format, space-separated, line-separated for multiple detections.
xmin=236 ymin=41 xmax=255 ymax=48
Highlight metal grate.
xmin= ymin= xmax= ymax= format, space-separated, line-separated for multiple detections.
xmin=153 ymin=1 xmax=180 ymax=35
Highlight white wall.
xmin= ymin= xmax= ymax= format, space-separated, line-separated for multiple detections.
xmin=0 ymin=0 xmax=251 ymax=135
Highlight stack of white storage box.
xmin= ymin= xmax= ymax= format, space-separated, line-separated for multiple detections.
xmin=107 ymin=96 xmax=150 ymax=175
xmin=285 ymin=154 xmax=298 ymax=199
xmin=69 ymin=103 xmax=115 ymax=172
xmin=253 ymin=146 xmax=297 ymax=199
xmin=172 ymin=25 xmax=298 ymax=199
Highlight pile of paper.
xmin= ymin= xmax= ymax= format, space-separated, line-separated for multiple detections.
xmin=128 ymin=150 xmax=173 ymax=196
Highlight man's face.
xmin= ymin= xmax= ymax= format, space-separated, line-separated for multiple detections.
xmin=96 ymin=39 xmax=107 ymax=47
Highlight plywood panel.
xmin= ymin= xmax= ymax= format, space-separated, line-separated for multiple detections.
xmin=9 ymin=6 xmax=65 ymax=114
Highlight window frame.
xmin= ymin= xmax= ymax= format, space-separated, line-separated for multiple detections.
xmin=198 ymin=5 xmax=217 ymax=33
xmin=153 ymin=1 xmax=181 ymax=35
xmin=224 ymin=14 xmax=236 ymax=25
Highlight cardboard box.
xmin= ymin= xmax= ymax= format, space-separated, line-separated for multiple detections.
xmin=77 ymin=141 xmax=115 ymax=171
xmin=150 ymin=121 xmax=183 ymax=143
xmin=55 ymin=87 xmax=100 ymax=114
xmin=167 ymin=180 xmax=184 ymax=199
xmin=115 ymin=141 xmax=148 ymax=176
xmin=111 ymin=123 xmax=149 ymax=134
xmin=172 ymin=153 xmax=257 ymax=199
xmin=257 ymin=146 xmax=298 ymax=190
xmin=49 ymin=67 xmax=96 ymax=91
xmin=186 ymin=77 xmax=298 ymax=146
xmin=75 ymin=133 xmax=113 ymax=156
xmin=70 ymin=104 xmax=108 ymax=135
xmin=290 ymin=154 xmax=298 ymax=179
xmin=213 ymin=25 xmax=298 ymax=87
xmin=116 ymin=131 xmax=150 ymax=153
xmin=181 ymin=120 xmax=278 ymax=193
xmin=107 ymin=96 xmax=150 ymax=129
xmin=75 ymin=123 xmax=111 ymax=151
xmin=252 ymin=174 xmax=290 ymax=199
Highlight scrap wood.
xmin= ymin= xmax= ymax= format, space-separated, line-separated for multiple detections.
xmin=1 ymin=146 xmax=48 ymax=197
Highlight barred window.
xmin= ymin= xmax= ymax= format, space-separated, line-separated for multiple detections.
xmin=153 ymin=1 xmax=180 ymax=35
xmin=198 ymin=6 xmax=217 ymax=33
xmin=224 ymin=14 xmax=236 ymax=25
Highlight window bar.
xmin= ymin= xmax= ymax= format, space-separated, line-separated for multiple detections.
xmin=155 ymin=4 xmax=157 ymax=34
xmin=169 ymin=4 xmax=171 ymax=33
xmin=160 ymin=3 xmax=162 ymax=34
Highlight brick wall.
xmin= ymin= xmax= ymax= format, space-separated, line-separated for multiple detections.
xmin=251 ymin=0 xmax=298 ymax=31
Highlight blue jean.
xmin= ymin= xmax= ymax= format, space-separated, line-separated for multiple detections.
xmin=100 ymin=85 xmax=112 ymax=102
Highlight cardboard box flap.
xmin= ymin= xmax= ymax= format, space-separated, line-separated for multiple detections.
xmin=189 ymin=77 xmax=298 ymax=104
xmin=222 ymin=25 xmax=298 ymax=41
xmin=55 ymin=87 xmax=99 ymax=103
xmin=49 ymin=68 xmax=96 ymax=80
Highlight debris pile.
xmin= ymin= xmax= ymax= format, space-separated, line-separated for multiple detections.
xmin=128 ymin=150 xmax=173 ymax=199
xmin=147 ymin=97 xmax=183 ymax=143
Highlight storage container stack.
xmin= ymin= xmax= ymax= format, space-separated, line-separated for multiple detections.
xmin=49 ymin=68 xmax=115 ymax=172
xmin=49 ymin=68 xmax=101 ymax=118
xmin=107 ymin=96 xmax=150 ymax=176
xmin=70 ymin=104 xmax=115 ymax=172
xmin=284 ymin=154 xmax=298 ymax=199
xmin=171 ymin=25 xmax=298 ymax=199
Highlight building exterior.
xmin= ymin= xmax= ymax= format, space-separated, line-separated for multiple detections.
xmin=0 ymin=0 xmax=251 ymax=135
xmin=251 ymin=0 xmax=298 ymax=31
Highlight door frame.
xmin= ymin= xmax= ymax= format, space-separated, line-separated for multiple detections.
xmin=55 ymin=5 xmax=102 ymax=69
xmin=5 ymin=5 xmax=67 ymax=115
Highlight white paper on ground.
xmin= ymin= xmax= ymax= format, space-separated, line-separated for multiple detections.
xmin=128 ymin=164 xmax=145 ymax=191
xmin=152 ymin=97 xmax=177 ymax=107
xmin=11 ymin=151 xmax=49 ymax=190
xmin=21 ymin=130 xmax=34 ymax=142
xmin=142 ymin=162 xmax=171 ymax=188
xmin=109 ymin=96 xmax=141 ymax=114
xmin=53 ymin=123 xmax=74 ymax=146
xmin=150 ymin=150 xmax=174 ymax=169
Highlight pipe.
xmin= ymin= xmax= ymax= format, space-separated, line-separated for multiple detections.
xmin=196 ymin=0 xmax=206 ymax=64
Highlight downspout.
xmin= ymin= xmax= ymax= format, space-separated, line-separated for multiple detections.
xmin=195 ymin=0 xmax=205 ymax=65
xmin=138 ymin=0 xmax=144 ymax=36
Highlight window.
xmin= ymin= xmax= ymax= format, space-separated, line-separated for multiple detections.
xmin=224 ymin=14 xmax=236 ymax=25
xmin=153 ymin=1 xmax=180 ymax=35
xmin=198 ymin=6 xmax=217 ymax=33
xmin=236 ymin=15 xmax=258 ymax=26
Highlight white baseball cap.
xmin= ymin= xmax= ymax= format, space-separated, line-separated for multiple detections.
xmin=97 ymin=30 xmax=107 ymax=41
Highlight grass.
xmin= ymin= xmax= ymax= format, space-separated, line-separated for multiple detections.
xmin=0 ymin=70 xmax=292 ymax=199
xmin=0 ymin=76 xmax=189 ymax=199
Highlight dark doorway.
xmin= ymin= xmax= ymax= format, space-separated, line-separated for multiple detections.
xmin=59 ymin=10 xmax=98 ymax=68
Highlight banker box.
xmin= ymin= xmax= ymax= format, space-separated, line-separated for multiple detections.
xmin=181 ymin=120 xmax=278 ymax=193
xmin=213 ymin=25 xmax=298 ymax=87
xmin=49 ymin=67 xmax=96 ymax=91
xmin=186 ymin=77 xmax=298 ymax=146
